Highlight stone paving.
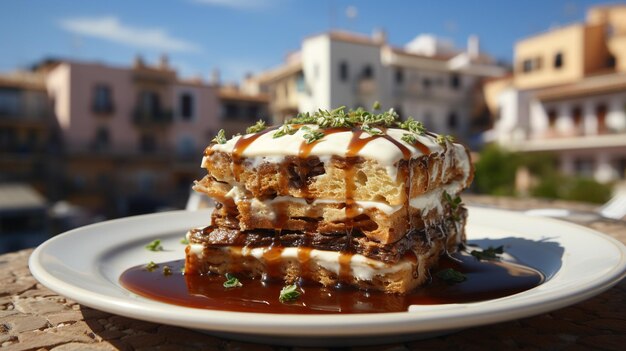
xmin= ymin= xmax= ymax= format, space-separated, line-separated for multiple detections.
xmin=1 ymin=196 xmax=625 ymax=350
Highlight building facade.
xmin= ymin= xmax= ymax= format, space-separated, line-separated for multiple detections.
xmin=485 ymin=4 xmax=626 ymax=183
xmin=43 ymin=57 xmax=221 ymax=215
xmin=245 ymin=30 xmax=506 ymax=144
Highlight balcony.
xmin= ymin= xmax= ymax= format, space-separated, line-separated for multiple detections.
xmin=131 ymin=108 xmax=173 ymax=127
xmin=92 ymin=103 xmax=115 ymax=115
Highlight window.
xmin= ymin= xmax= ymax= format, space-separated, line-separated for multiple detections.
xmin=247 ymin=105 xmax=259 ymax=120
xmin=180 ymin=93 xmax=194 ymax=121
xmin=607 ymin=55 xmax=616 ymax=69
xmin=93 ymin=84 xmax=113 ymax=114
xmin=522 ymin=59 xmax=533 ymax=73
xmin=339 ymin=61 xmax=349 ymax=82
xmin=177 ymin=136 xmax=195 ymax=156
xmin=422 ymin=77 xmax=432 ymax=90
xmin=362 ymin=65 xmax=374 ymax=79
xmin=554 ymin=52 xmax=563 ymax=69
xmin=447 ymin=112 xmax=458 ymax=130
xmin=224 ymin=103 xmax=239 ymax=119
xmin=296 ymin=72 xmax=306 ymax=92
xmin=94 ymin=127 xmax=110 ymax=150
xmin=547 ymin=109 xmax=557 ymax=127
xmin=0 ymin=88 xmax=20 ymax=117
xmin=450 ymin=74 xmax=461 ymax=89
xmin=139 ymin=133 xmax=156 ymax=153
xmin=572 ymin=106 xmax=583 ymax=128
xmin=139 ymin=91 xmax=160 ymax=115
xmin=596 ymin=104 xmax=608 ymax=134
xmin=395 ymin=69 xmax=404 ymax=85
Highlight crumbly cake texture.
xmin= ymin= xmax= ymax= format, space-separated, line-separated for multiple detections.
xmin=186 ymin=107 xmax=474 ymax=294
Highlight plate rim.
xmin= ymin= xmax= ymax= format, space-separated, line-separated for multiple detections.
xmin=28 ymin=207 xmax=626 ymax=337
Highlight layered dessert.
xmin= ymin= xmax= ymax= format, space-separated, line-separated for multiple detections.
xmin=185 ymin=107 xmax=473 ymax=294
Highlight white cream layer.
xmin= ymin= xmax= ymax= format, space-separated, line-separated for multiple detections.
xmin=187 ymin=242 xmax=414 ymax=282
xmin=207 ymin=126 xmax=471 ymax=184
xmin=226 ymin=182 xmax=463 ymax=218
xmin=211 ymin=126 xmax=445 ymax=175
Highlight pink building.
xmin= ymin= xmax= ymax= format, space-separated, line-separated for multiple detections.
xmin=41 ymin=57 xmax=220 ymax=215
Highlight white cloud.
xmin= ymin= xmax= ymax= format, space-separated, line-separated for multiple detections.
xmin=59 ymin=16 xmax=201 ymax=53
xmin=191 ymin=0 xmax=274 ymax=11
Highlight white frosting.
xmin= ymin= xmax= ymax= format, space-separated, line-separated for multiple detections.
xmin=211 ymin=125 xmax=445 ymax=170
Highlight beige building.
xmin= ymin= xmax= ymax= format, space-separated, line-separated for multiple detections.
xmin=244 ymin=30 xmax=506 ymax=144
xmin=485 ymin=4 xmax=626 ymax=183
xmin=0 ymin=71 xmax=57 ymax=194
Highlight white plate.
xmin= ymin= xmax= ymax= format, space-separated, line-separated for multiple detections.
xmin=29 ymin=207 xmax=626 ymax=346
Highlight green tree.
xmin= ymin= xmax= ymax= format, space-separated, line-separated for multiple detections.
xmin=474 ymin=144 xmax=520 ymax=196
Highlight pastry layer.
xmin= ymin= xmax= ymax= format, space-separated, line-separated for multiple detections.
xmin=201 ymin=127 xmax=473 ymax=206
xmin=184 ymin=224 xmax=456 ymax=295
xmin=186 ymin=207 xmax=466 ymax=265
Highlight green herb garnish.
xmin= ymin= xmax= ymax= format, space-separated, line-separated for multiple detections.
xmin=471 ymin=246 xmax=504 ymax=261
xmin=180 ymin=237 xmax=189 ymax=245
xmin=437 ymin=134 xmax=455 ymax=145
xmin=301 ymin=126 xmax=325 ymax=144
xmin=397 ymin=117 xmax=426 ymax=135
xmin=162 ymin=265 xmax=172 ymax=276
xmin=443 ymin=191 xmax=464 ymax=222
xmin=212 ymin=129 xmax=227 ymax=144
xmin=401 ymin=133 xmax=418 ymax=144
xmin=436 ymin=268 xmax=467 ymax=284
xmin=223 ymin=273 xmax=243 ymax=288
xmin=273 ymin=124 xmax=297 ymax=138
xmin=145 ymin=239 xmax=163 ymax=252
xmin=362 ymin=124 xmax=383 ymax=136
xmin=279 ymin=284 xmax=301 ymax=303
xmin=246 ymin=120 xmax=267 ymax=134
xmin=145 ymin=261 xmax=158 ymax=272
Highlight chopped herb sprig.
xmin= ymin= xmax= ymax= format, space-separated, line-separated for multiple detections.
xmin=279 ymin=284 xmax=301 ymax=303
xmin=436 ymin=268 xmax=467 ymax=284
xmin=145 ymin=239 xmax=163 ymax=252
xmin=237 ymin=104 xmax=451 ymax=147
xmin=212 ymin=129 xmax=227 ymax=144
xmin=301 ymin=126 xmax=325 ymax=144
xmin=246 ymin=120 xmax=267 ymax=134
xmin=223 ymin=273 xmax=243 ymax=288
xmin=470 ymin=246 xmax=504 ymax=261
xmin=145 ymin=261 xmax=158 ymax=272
xmin=273 ymin=124 xmax=297 ymax=138
xmin=162 ymin=265 xmax=172 ymax=276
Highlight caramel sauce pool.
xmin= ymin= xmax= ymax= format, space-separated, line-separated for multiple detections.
xmin=119 ymin=252 xmax=543 ymax=314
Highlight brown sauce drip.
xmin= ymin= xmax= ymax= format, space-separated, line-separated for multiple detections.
xmin=381 ymin=134 xmax=413 ymax=160
xmin=262 ymin=245 xmax=284 ymax=279
xmin=231 ymin=127 xmax=276 ymax=182
xmin=120 ymin=252 xmax=544 ymax=314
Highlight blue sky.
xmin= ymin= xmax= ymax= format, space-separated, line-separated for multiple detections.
xmin=0 ymin=0 xmax=611 ymax=83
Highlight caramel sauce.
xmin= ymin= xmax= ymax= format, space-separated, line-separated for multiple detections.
xmin=231 ymin=127 xmax=277 ymax=182
xmin=119 ymin=251 xmax=544 ymax=314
